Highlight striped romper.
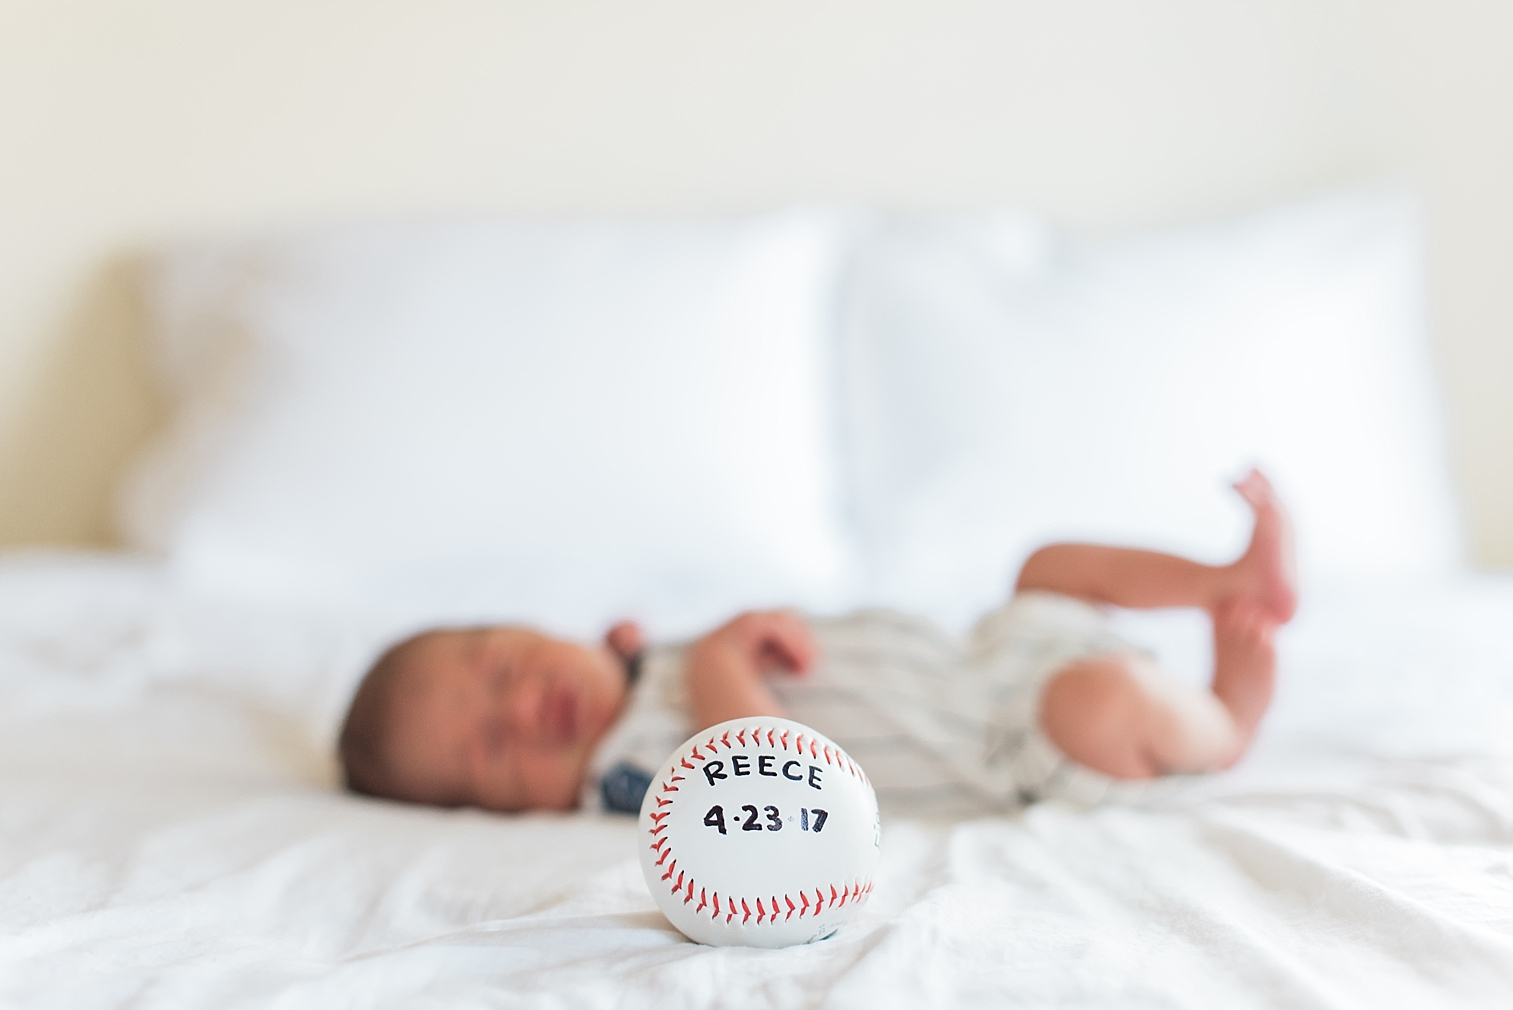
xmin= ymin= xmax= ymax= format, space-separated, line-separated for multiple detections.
xmin=584 ymin=591 xmax=1138 ymax=817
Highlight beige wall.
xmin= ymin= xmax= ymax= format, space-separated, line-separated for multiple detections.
xmin=2 ymin=0 xmax=1510 ymax=565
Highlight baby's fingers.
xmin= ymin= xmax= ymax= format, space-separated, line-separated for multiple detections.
xmin=754 ymin=610 xmax=818 ymax=675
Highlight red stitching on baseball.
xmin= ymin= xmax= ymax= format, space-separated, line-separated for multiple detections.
xmin=741 ymin=899 xmax=752 ymax=924
xmin=736 ymin=729 xmax=747 ymax=746
xmin=661 ymin=859 xmax=677 ymax=881
xmin=650 ymin=837 xmax=667 ymax=852
xmin=785 ymin=895 xmax=796 ymax=920
xmin=697 ymin=889 xmax=707 ymax=914
xmin=655 ymin=847 xmax=671 ymax=866
xmin=755 ymin=898 xmax=765 ymax=923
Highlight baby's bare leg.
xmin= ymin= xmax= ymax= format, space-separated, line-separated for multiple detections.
xmin=1016 ymin=544 xmax=1241 ymax=612
xmin=1028 ymin=471 xmax=1293 ymax=779
xmin=1039 ymin=601 xmax=1277 ymax=777
xmin=1014 ymin=469 xmax=1296 ymax=622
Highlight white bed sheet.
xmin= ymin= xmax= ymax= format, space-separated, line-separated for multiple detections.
xmin=3 ymin=552 xmax=1513 ymax=1009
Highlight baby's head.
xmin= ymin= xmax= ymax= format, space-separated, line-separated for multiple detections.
xmin=338 ymin=622 xmax=640 ymax=812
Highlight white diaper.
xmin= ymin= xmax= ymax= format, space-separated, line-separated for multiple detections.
xmin=964 ymin=591 xmax=1148 ymax=808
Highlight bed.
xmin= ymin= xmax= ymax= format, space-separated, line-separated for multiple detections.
xmin=5 ymin=193 xmax=1511 ymax=1007
xmin=5 ymin=555 xmax=1512 ymax=1007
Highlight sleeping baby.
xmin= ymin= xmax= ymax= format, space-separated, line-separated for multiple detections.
xmin=338 ymin=470 xmax=1295 ymax=816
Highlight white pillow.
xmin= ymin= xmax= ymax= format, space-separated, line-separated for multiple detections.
xmin=842 ymin=191 xmax=1465 ymax=630
xmin=124 ymin=210 xmax=859 ymax=638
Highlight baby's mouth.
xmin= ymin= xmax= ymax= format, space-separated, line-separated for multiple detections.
xmin=543 ymin=685 xmax=579 ymax=745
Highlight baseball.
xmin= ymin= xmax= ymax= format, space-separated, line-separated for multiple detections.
xmin=637 ymin=716 xmax=880 ymax=948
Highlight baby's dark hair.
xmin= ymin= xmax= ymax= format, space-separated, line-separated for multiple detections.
xmin=337 ymin=633 xmax=428 ymax=800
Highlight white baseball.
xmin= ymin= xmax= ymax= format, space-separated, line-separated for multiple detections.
xmin=638 ymin=716 xmax=880 ymax=948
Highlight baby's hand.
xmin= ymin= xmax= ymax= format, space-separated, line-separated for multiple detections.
xmin=693 ymin=609 xmax=817 ymax=677
xmin=685 ymin=610 xmax=816 ymax=729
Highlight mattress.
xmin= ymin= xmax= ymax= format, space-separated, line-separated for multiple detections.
xmin=3 ymin=552 xmax=1513 ymax=1008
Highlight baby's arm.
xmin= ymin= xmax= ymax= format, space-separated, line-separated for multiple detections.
xmin=686 ymin=610 xmax=817 ymax=730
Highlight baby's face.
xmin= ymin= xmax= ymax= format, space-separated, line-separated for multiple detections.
xmin=385 ymin=627 xmax=629 ymax=812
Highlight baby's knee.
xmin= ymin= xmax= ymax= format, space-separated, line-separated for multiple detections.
xmin=1038 ymin=654 xmax=1163 ymax=779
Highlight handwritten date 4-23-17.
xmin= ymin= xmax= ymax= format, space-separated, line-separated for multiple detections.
xmin=703 ymin=804 xmax=828 ymax=835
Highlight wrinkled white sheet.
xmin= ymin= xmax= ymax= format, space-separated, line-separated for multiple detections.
xmin=3 ymin=552 xmax=1513 ymax=1009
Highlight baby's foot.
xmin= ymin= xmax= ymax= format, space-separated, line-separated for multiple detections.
xmin=1210 ymin=599 xmax=1278 ymax=745
xmin=1228 ymin=468 xmax=1298 ymax=624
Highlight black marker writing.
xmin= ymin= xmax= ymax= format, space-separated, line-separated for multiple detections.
xmin=703 ymin=804 xmax=827 ymax=836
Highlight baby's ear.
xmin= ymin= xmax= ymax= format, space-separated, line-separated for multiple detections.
xmin=604 ymin=621 xmax=644 ymax=660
